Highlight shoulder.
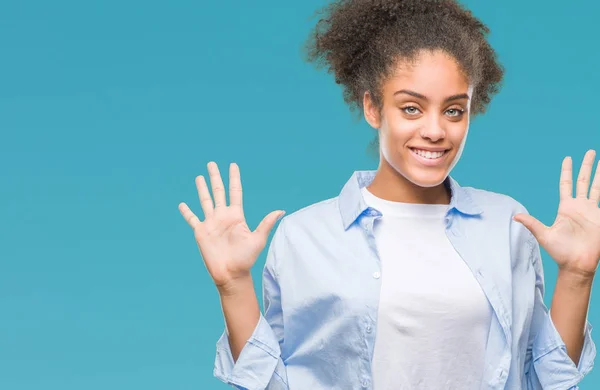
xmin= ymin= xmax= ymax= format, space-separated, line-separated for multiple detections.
xmin=461 ymin=184 xmax=537 ymax=254
xmin=278 ymin=196 xmax=343 ymax=241
xmin=461 ymin=184 xmax=531 ymax=217
xmin=267 ymin=196 xmax=345 ymax=272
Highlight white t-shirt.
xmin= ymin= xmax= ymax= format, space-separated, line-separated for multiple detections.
xmin=361 ymin=187 xmax=492 ymax=390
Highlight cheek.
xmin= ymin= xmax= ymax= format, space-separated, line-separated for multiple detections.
xmin=381 ymin=120 xmax=417 ymax=148
xmin=379 ymin=121 xmax=418 ymax=169
xmin=453 ymin=124 xmax=469 ymax=146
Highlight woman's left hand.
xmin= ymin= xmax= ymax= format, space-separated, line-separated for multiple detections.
xmin=514 ymin=149 xmax=600 ymax=279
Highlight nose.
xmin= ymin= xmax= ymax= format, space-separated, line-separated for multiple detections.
xmin=420 ymin=115 xmax=446 ymax=142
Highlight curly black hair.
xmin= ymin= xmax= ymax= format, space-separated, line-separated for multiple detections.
xmin=303 ymin=0 xmax=504 ymax=121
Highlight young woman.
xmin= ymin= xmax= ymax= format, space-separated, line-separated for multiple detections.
xmin=179 ymin=1 xmax=598 ymax=389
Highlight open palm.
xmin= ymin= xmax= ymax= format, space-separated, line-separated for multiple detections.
xmin=178 ymin=162 xmax=285 ymax=288
xmin=514 ymin=149 xmax=600 ymax=277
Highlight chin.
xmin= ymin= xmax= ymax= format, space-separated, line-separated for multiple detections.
xmin=401 ymin=150 xmax=456 ymax=188
xmin=394 ymin=163 xmax=449 ymax=188
xmin=405 ymin=172 xmax=447 ymax=188
xmin=383 ymin=150 xmax=454 ymax=189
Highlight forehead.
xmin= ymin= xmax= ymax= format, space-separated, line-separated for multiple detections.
xmin=383 ymin=50 xmax=471 ymax=96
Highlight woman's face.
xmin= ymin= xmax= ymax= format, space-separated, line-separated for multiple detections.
xmin=364 ymin=49 xmax=473 ymax=188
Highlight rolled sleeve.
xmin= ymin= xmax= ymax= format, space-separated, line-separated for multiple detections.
xmin=214 ymin=314 xmax=287 ymax=390
xmin=526 ymin=235 xmax=596 ymax=390
xmin=212 ymin=219 xmax=289 ymax=390
xmin=531 ymin=311 xmax=595 ymax=389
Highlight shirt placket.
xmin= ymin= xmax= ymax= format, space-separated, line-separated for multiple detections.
xmin=357 ymin=208 xmax=383 ymax=389
xmin=445 ymin=210 xmax=511 ymax=388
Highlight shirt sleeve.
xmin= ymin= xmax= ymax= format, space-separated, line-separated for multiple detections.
xmin=213 ymin=219 xmax=289 ymax=390
xmin=525 ymin=236 xmax=596 ymax=390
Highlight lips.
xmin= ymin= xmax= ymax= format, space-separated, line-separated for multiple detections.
xmin=409 ymin=147 xmax=450 ymax=166
xmin=410 ymin=147 xmax=449 ymax=158
xmin=409 ymin=147 xmax=450 ymax=153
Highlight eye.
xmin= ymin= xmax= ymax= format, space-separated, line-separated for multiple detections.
xmin=446 ymin=108 xmax=465 ymax=117
xmin=401 ymin=106 xmax=421 ymax=115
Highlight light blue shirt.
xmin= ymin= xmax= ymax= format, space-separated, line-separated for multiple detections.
xmin=213 ymin=170 xmax=596 ymax=390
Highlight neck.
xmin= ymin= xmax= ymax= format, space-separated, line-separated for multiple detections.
xmin=366 ymin=160 xmax=451 ymax=205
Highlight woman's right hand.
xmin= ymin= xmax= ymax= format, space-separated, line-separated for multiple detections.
xmin=178 ymin=162 xmax=285 ymax=292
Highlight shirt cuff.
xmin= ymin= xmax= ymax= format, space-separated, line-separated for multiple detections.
xmin=532 ymin=313 xmax=596 ymax=389
xmin=214 ymin=314 xmax=284 ymax=390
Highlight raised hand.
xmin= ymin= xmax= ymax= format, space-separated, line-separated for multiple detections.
xmin=514 ymin=149 xmax=600 ymax=278
xmin=179 ymin=162 xmax=285 ymax=289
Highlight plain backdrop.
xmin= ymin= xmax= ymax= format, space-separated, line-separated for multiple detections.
xmin=1 ymin=0 xmax=599 ymax=388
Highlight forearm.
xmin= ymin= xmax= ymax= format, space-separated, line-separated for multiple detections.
xmin=549 ymin=269 xmax=594 ymax=366
xmin=218 ymin=275 xmax=261 ymax=362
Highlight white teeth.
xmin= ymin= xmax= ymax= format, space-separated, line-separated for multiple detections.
xmin=412 ymin=148 xmax=445 ymax=159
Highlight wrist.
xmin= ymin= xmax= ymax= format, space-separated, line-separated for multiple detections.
xmin=557 ymin=267 xmax=595 ymax=289
xmin=217 ymin=273 xmax=255 ymax=298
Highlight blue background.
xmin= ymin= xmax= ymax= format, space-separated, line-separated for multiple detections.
xmin=1 ymin=0 xmax=599 ymax=388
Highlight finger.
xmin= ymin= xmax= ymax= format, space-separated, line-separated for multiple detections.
xmin=513 ymin=213 xmax=549 ymax=243
xmin=207 ymin=161 xmax=227 ymax=207
xmin=254 ymin=210 xmax=286 ymax=239
xmin=590 ymin=159 xmax=600 ymax=203
xmin=179 ymin=202 xmax=201 ymax=229
xmin=229 ymin=162 xmax=243 ymax=210
xmin=196 ymin=175 xmax=214 ymax=217
xmin=576 ymin=149 xmax=596 ymax=198
xmin=559 ymin=156 xmax=573 ymax=200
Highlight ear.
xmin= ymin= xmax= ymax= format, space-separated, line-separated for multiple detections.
xmin=363 ymin=90 xmax=381 ymax=129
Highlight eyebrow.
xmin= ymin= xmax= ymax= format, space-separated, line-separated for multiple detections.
xmin=394 ymin=89 xmax=470 ymax=103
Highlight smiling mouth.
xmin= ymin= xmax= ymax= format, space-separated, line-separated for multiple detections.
xmin=409 ymin=147 xmax=450 ymax=160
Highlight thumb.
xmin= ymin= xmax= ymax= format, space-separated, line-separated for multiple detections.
xmin=254 ymin=210 xmax=286 ymax=238
xmin=513 ymin=213 xmax=548 ymax=242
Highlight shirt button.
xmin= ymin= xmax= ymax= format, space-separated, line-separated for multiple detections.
xmin=372 ymin=271 xmax=381 ymax=279
xmin=366 ymin=325 xmax=372 ymax=333
xmin=361 ymin=379 xmax=369 ymax=387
